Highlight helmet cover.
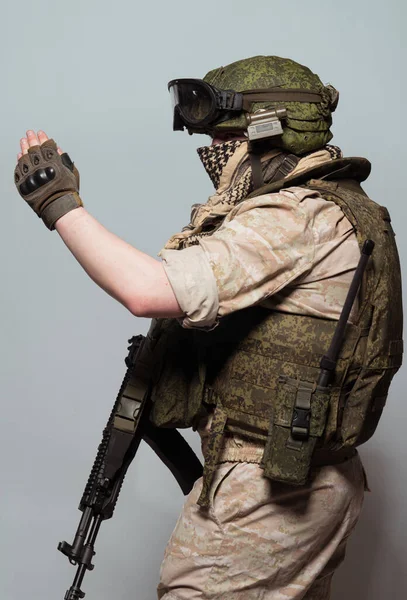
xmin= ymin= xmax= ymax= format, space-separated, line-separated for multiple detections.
xmin=203 ymin=55 xmax=339 ymax=155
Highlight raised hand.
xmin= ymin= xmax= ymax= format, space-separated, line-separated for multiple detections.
xmin=15 ymin=130 xmax=82 ymax=230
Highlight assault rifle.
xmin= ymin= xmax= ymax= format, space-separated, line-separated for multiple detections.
xmin=58 ymin=334 xmax=203 ymax=600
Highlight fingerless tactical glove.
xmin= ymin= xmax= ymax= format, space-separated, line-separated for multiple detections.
xmin=14 ymin=139 xmax=83 ymax=230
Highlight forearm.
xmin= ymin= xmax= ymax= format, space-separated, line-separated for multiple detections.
xmin=55 ymin=206 xmax=182 ymax=318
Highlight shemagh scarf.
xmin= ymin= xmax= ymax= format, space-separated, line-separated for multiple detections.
xmin=163 ymin=139 xmax=342 ymax=251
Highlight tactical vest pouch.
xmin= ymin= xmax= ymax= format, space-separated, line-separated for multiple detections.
xmin=149 ymin=320 xmax=207 ymax=428
xmin=341 ymin=359 xmax=402 ymax=447
xmin=261 ymin=377 xmax=331 ymax=485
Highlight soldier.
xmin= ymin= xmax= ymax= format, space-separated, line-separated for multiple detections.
xmin=15 ymin=56 xmax=402 ymax=599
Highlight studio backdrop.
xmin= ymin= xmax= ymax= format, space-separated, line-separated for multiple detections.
xmin=1 ymin=1 xmax=406 ymax=598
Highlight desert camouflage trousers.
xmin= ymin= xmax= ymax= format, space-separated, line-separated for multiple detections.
xmin=157 ymin=454 xmax=366 ymax=599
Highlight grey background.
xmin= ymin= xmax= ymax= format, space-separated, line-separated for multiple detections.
xmin=1 ymin=0 xmax=405 ymax=598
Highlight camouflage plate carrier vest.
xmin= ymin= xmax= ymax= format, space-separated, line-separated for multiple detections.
xmin=147 ymin=158 xmax=403 ymax=507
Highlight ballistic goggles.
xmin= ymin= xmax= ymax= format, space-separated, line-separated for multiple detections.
xmin=168 ymin=78 xmax=325 ymax=133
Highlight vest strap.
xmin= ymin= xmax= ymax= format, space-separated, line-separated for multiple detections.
xmin=197 ymin=405 xmax=228 ymax=508
xmin=249 ymin=151 xmax=263 ymax=189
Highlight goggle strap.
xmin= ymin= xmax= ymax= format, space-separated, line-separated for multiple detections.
xmin=242 ymin=89 xmax=323 ymax=111
xmin=216 ymin=90 xmax=243 ymax=112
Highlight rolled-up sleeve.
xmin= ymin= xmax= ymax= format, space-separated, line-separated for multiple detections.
xmin=161 ymin=244 xmax=220 ymax=329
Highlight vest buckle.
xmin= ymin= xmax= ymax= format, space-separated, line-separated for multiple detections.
xmin=290 ymin=381 xmax=315 ymax=441
xmin=291 ymin=407 xmax=311 ymax=440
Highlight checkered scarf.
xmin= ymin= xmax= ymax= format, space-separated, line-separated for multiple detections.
xmin=162 ymin=140 xmax=341 ymax=251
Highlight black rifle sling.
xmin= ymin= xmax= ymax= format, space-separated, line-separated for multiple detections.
xmin=143 ymin=422 xmax=203 ymax=494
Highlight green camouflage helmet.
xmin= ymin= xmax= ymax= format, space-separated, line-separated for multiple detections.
xmin=203 ymin=55 xmax=339 ymax=155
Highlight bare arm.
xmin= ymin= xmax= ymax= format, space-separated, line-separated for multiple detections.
xmin=18 ymin=130 xmax=183 ymax=319
xmin=55 ymin=206 xmax=183 ymax=318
